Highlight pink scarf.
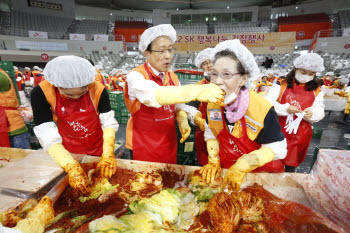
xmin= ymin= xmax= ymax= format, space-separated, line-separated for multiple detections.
xmin=224 ymin=88 xmax=249 ymax=123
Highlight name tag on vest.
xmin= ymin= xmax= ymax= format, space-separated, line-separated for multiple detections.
xmin=209 ymin=109 xmax=222 ymax=121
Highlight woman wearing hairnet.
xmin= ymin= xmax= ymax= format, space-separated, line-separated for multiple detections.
xmin=30 ymin=56 xmax=119 ymax=194
xmin=195 ymin=48 xmax=214 ymax=84
xmin=124 ymin=24 xmax=224 ymax=164
xmin=267 ymin=53 xmax=325 ymax=172
xmin=199 ymin=40 xmax=287 ymax=191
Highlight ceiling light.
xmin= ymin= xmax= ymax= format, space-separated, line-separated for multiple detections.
xmin=226 ymin=5 xmax=230 ymax=9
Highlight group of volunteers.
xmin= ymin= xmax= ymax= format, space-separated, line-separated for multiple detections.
xmin=1 ymin=24 xmax=326 ymax=196
xmin=94 ymin=64 xmax=126 ymax=91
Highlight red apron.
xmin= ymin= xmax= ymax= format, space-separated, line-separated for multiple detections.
xmin=15 ymin=73 xmax=23 ymax=91
xmin=24 ymin=72 xmax=31 ymax=82
xmin=195 ymin=102 xmax=208 ymax=166
xmin=197 ymin=108 xmax=284 ymax=172
xmin=278 ymin=84 xmax=315 ymax=167
xmin=132 ymin=64 xmax=178 ymax=164
xmin=0 ymin=106 xmax=14 ymax=147
xmin=195 ymin=79 xmax=209 ymax=165
xmin=54 ymin=89 xmax=103 ymax=156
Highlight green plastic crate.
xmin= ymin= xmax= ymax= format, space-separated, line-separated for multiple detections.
xmin=312 ymin=126 xmax=323 ymax=139
xmin=176 ymin=123 xmax=198 ymax=166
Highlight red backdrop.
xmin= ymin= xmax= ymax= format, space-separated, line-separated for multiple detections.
xmin=114 ymin=21 xmax=148 ymax=42
xmin=278 ymin=13 xmax=332 ymax=40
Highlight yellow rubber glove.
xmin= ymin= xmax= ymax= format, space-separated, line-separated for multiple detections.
xmin=176 ymin=110 xmax=191 ymax=143
xmin=155 ymin=83 xmax=225 ymax=106
xmin=223 ymin=147 xmax=274 ymax=191
xmin=194 ymin=112 xmax=206 ymax=131
xmin=47 ymin=143 xmax=90 ymax=194
xmin=14 ymin=196 xmax=54 ymax=233
xmin=97 ymin=128 xmax=117 ymax=178
xmin=199 ymin=139 xmax=221 ymax=184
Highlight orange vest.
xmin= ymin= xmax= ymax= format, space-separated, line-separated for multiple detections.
xmin=0 ymin=69 xmax=26 ymax=133
xmin=39 ymin=80 xmax=105 ymax=122
xmin=124 ymin=64 xmax=180 ymax=149
xmin=95 ymin=71 xmax=105 ymax=85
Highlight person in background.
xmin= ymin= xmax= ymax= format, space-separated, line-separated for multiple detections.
xmin=124 ymin=24 xmax=224 ymax=164
xmin=193 ymin=47 xmax=215 ymax=165
xmin=94 ymin=64 xmax=105 ymax=85
xmin=199 ymin=40 xmax=287 ymax=190
xmin=0 ymin=68 xmax=30 ymax=149
xmin=322 ymin=72 xmax=334 ymax=86
xmin=32 ymin=66 xmax=44 ymax=87
xmin=267 ymin=53 xmax=325 ymax=172
xmin=194 ymin=47 xmax=214 ymax=85
xmin=31 ymin=56 xmax=119 ymax=194
xmin=23 ymin=67 xmax=32 ymax=86
xmin=14 ymin=66 xmax=24 ymax=91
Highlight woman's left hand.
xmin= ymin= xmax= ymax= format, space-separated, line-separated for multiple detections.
xmin=304 ymin=108 xmax=313 ymax=121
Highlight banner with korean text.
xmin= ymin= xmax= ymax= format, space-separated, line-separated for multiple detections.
xmin=174 ymin=32 xmax=296 ymax=54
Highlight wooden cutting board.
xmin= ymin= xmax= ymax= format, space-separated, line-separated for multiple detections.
xmin=0 ymin=194 xmax=25 ymax=212
xmin=0 ymin=148 xmax=64 ymax=194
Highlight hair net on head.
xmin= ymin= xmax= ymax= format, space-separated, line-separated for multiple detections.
xmin=195 ymin=48 xmax=214 ymax=68
xmin=43 ymin=55 xmax=96 ymax=88
xmin=325 ymin=71 xmax=334 ymax=76
xmin=210 ymin=39 xmax=260 ymax=89
xmin=33 ymin=66 xmax=40 ymax=70
xmin=293 ymin=53 xmax=325 ymax=73
xmin=24 ymin=67 xmax=30 ymax=71
xmin=95 ymin=64 xmax=103 ymax=70
xmin=13 ymin=66 xmax=18 ymax=70
xmin=139 ymin=24 xmax=177 ymax=53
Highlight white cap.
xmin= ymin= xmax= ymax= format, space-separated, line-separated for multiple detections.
xmin=43 ymin=55 xmax=96 ymax=88
xmin=33 ymin=66 xmax=40 ymax=70
xmin=95 ymin=64 xmax=103 ymax=70
xmin=325 ymin=72 xmax=334 ymax=76
xmin=38 ymin=68 xmax=43 ymax=72
xmin=24 ymin=67 xmax=30 ymax=71
xmin=13 ymin=66 xmax=18 ymax=70
xmin=195 ymin=48 xmax=214 ymax=68
xmin=293 ymin=53 xmax=325 ymax=73
xmin=211 ymin=39 xmax=260 ymax=89
xmin=139 ymin=24 xmax=177 ymax=53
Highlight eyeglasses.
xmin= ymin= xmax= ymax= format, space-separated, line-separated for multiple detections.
xmin=150 ymin=48 xmax=175 ymax=55
xmin=209 ymin=71 xmax=241 ymax=80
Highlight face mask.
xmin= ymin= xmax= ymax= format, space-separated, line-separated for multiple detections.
xmin=224 ymin=85 xmax=241 ymax=105
xmin=295 ymin=72 xmax=313 ymax=83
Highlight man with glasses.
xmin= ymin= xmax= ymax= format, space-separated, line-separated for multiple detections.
xmin=124 ymin=24 xmax=225 ymax=164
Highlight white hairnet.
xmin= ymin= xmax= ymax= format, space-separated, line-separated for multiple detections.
xmin=195 ymin=48 xmax=214 ymax=68
xmin=210 ymin=39 xmax=260 ymax=89
xmin=293 ymin=53 xmax=325 ymax=72
xmin=43 ymin=55 xmax=96 ymax=88
xmin=33 ymin=66 xmax=40 ymax=70
xmin=13 ymin=66 xmax=18 ymax=70
xmin=139 ymin=24 xmax=177 ymax=53
xmin=38 ymin=68 xmax=43 ymax=72
xmin=325 ymin=72 xmax=334 ymax=76
xmin=24 ymin=67 xmax=30 ymax=71
xmin=95 ymin=64 xmax=103 ymax=70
